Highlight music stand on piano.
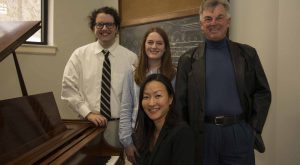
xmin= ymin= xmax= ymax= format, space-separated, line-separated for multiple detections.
xmin=0 ymin=21 xmax=124 ymax=165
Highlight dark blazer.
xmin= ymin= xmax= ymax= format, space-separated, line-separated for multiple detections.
xmin=175 ymin=40 xmax=271 ymax=164
xmin=138 ymin=122 xmax=195 ymax=165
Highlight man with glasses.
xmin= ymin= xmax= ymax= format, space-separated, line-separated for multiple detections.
xmin=175 ymin=0 xmax=271 ymax=164
xmin=61 ymin=7 xmax=137 ymax=148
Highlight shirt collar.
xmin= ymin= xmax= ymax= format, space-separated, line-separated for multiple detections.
xmin=95 ymin=40 xmax=119 ymax=57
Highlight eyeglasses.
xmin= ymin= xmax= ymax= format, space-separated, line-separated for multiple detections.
xmin=95 ymin=22 xmax=115 ymax=29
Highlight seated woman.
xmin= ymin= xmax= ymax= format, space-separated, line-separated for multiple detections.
xmin=134 ymin=74 xmax=195 ymax=165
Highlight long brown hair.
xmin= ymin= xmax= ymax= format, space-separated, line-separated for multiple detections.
xmin=134 ymin=27 xmax=176 ymax=86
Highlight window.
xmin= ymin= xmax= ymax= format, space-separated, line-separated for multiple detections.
xmin=0 ymin=0 xmax=48 ymax=45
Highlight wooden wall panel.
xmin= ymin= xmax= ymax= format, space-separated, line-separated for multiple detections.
xmin=119 ymin=0 xmax=203 ymax=27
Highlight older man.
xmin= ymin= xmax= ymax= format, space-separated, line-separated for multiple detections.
xmin=175 ymin=0 xmax=271 ymax=164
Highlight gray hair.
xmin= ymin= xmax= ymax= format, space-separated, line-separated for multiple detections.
xmin=199 ymin=0 xmax=231 ymax=21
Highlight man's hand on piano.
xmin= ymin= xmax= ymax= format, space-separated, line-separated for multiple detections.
xmin=125 ymin=144 xmax=139 ymax=164
xmin=86 ymin=112 xmax=108 ymax=127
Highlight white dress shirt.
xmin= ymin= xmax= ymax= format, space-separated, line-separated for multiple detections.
xmin=61 ymin=40 xmax=137 ymax=118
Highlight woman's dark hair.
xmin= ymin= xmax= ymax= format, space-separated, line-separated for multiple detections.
xmin=88 ymin=6 xmax=120 ymax=31
xmin=134 ymin=74 xmax=179 ymax=152
xmin=134 ymin=27 xmax=176 ymax=86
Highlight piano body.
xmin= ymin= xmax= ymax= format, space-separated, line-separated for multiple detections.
xmin=0 ymin=21 xmax=123 ymax=165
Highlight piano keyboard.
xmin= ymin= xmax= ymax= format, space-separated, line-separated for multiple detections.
xmin=106 ymin=156 xmax=119 ymax=165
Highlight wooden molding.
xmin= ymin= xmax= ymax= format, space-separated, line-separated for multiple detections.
xmin=121 ymin=7 xmax=199 ymax=27
xmin=119 ymin=0 xmax=203 ymax=27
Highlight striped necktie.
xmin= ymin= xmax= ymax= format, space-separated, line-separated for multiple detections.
xmin=100 ymin=49 xmax=111 ymax=119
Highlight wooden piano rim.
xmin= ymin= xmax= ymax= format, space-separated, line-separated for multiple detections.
xmin=5 ymin=120 xmax=104 ymax=165
xmin=42 ymin=122 xmax=104 ymax=165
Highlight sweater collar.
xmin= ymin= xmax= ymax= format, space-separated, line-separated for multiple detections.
xmin=205 ymin=37 xmax=228 ymax=49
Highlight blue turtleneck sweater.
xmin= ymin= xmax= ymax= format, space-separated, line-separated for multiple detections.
xmin=205 ymin=38 xmax=243 ymax=116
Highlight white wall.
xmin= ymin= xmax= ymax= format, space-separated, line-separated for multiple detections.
xmin=0 ymin=0 xmax=300 ymax=164
xmin=231 ymin=0 xmax=300 ymax=164
xmin=277 ymin=0 xmax=300 ymax=164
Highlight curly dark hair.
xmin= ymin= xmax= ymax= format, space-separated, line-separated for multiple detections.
xmin=88 ymin=6 xmax=120 ymax=31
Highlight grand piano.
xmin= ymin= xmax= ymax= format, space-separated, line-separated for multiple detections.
xmin=0 ymin=21 xmax=123 ymax=165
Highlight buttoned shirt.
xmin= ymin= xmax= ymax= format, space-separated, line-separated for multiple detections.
xmin=61 ymin=40 xmax=137 ymax=118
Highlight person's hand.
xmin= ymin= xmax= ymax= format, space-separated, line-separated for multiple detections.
xmin=86 ymin=113 xmax=108 ymax=127
xmin=125 ymin=144 xmax=139 ymax=164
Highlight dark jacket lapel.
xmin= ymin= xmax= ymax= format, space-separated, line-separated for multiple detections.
xmin=147 ymin=124 xmax=169 ymax=165
xmin=191 ymin=43 xmax=206 ymax=111
xmin=228 ymin=41 xmax=247 ymax=111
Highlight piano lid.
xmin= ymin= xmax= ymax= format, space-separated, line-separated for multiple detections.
xmin=0 ymin=21 xmax=41 ymax=96
xmin=0 ymin=92 xmax=68 ymax=164
xmin=0 ymin=21 xmax=41 ymax=62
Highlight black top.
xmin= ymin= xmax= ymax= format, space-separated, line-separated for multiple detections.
xmin=137 ymin=122 xmax=195 ymax=165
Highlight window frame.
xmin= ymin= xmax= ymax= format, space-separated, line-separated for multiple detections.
xmin=26 ymin=0 xmax=48 ymax=45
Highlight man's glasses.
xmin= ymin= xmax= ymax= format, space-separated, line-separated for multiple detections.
xmin=95 ymin=22 xmax=115 ymax=29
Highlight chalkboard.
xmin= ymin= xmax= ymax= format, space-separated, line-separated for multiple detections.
xmin=120 ymin=15 xmax=204 ymax=65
